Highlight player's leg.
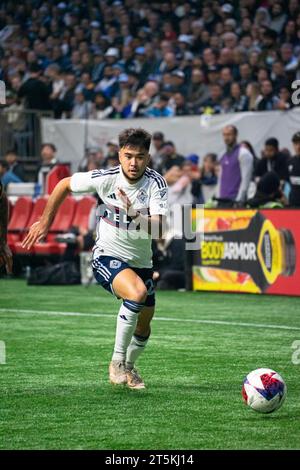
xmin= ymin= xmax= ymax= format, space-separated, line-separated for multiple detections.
xmin=109 ymin=268 xmax=148 ymax=385
xmin=125 ymin=305 xmax=154 ymax=389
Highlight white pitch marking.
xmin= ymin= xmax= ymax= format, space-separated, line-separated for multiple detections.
xmin=0 ymin=308 xmax=300 ymax=331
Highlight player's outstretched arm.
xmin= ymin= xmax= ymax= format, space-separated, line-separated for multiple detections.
xmin=22 ymin=177 xmax=72 ymax=250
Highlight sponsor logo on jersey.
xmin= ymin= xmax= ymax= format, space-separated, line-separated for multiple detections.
xmin=110 ymin=260 xmax=121 ymax=269
xmin=159 ymin=189 xmax=167 ymax=199
xmin=107 ymin=193 xmax=117 ymax=200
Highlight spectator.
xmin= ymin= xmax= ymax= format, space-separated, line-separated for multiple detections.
xmin=218 ymin=125 xmax=253 ymax=203
xmin=0 ymin=160 xmax=23 ymax=187
xmin=257 ymin=80 xmax=280 ymax=111
xmin=4 ymin=150 xmax=25 ymax=181
xmin=157 ymin=141 xmax=185 ymax=175
xmin=186 ymin=69 xmax=210 ymax=113
xmin=229 ymin=82 xmax=248 ymax=112
xmin=145 ymin=94 xmax=174 ymax=118
xmin=200 ymin=83 xmax=223 ymax=114
xmin=288 ymin=131 xmax=300 ymax=207
xmin=246 ymin=82 xmax=262 ymax=111
xmin=128 ymin=80 xmax=159 ymax=117
xmin=91 ymin=92 xmax=115 ymax=120
xmin=18 ymin=62 xmax=51 ymax=111
xmin=255 ymin=137 xmax=289 ymax=186
xmin=247 ymin=171 xmax=286 ymax=208
xmin=71 ymin=90 xmax=93 ymax=119
xmin=199 ymin=153 xmax=218 ymax=203
xmin=220 ymin=67 xmax=234 ymax=97
xmin=45 ymin=64 xmax=65 ymax=118
xmin=275 ymin=86 xmax=293 ymax=110
xmin=172 ymin=92 xmax=189 ymax=116
xmin=37 ymin=142 xmax=58 ymax=187
xmin=151 ymin=132 xmax=165 ymax=171
xmin=104 ymin=139 xmax=119 ymax=167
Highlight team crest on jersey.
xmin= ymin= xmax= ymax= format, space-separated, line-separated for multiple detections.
xmin=137 ymin=189 xmax=147 ymax=204
xmin=110 ymin=260 xmax=121 ymax=269
xmin=159 ymin=189 xmax=167 ymax=198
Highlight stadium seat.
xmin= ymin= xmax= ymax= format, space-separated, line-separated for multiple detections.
xmin=45 ymin=164 xmax=71 ymax=195
xmin=33 ymin=195 xmax=77 ymax=255
xmin=13 ymin=196 xmax=48 ymax=254
xmin=71 ymin=196 xmax=97 ymax=230
xmin=7 ymin=196 xmax=33 ymax=245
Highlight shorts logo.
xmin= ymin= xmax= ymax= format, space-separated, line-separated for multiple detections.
xmin=159 ymin=189 xmax=167 ymax=198
xmin=137 ymin=189 xmax=147 ymax=204
xmin=110 ymin=260 xmax=121 ymax=269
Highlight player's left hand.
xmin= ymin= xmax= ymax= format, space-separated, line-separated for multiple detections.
xmin=0 ymin=243 xmax=13 ymax=274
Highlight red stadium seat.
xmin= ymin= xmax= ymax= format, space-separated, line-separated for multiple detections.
xmin=72 ymin=196 xmax=97 ymax=230
xmin=13 ymin=197 xmax=48 ymax=254
xmin=7 ymin=196 xmax=33 ymax=245
xmin=34 ymin=195 xmax=77 ymax=255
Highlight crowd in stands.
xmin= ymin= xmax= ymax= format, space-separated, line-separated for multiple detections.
xmin=0 ymin=0 xmax=299 ymax=120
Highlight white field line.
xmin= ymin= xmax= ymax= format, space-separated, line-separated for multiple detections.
xmin=0 ymin=308 xmax=300 ymax=332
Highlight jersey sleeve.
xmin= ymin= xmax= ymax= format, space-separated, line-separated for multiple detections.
xmin=70 ymin=171 xmax=100 ymax=194
xmin=149 ymin=182 xmax=168 ymax=216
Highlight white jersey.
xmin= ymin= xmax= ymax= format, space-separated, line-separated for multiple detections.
xmin=70 ymin=165 xmax=168 ymax=268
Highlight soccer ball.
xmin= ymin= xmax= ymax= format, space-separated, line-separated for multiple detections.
xmin=242 ymin=368 xmax=287 ymax=413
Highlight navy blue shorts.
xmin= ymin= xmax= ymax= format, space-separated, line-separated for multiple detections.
xmin=92 ymin=255 xmax=155 ymax=307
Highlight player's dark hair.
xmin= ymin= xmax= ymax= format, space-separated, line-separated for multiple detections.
xmin=119 ymin=128 xmax=152 ymax=152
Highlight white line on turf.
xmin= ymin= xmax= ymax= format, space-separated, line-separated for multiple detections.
xmin=0 ymin=308 xmax=300 ymax=331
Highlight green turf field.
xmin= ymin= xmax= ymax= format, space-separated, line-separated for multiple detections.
xmin=0 ymin=279 xmax=300 ymax=450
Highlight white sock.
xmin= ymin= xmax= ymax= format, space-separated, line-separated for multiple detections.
xmin=126 ymin=332 xmax=150 ymax=370
xmin=112 ymin=300 xmax=144 ymax=362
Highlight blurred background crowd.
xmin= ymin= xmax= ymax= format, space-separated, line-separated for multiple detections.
xmin=0 ymin=0 xmax=299 ymax=119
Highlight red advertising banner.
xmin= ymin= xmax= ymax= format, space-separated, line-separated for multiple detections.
xmin=191 ymin=209 xmax=300 ymax=296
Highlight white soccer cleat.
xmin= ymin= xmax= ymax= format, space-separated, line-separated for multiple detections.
xmin=109 ymin=360 xmax=127 ymax=385
xmin=126 ymin=367 xmax=146 ymax=390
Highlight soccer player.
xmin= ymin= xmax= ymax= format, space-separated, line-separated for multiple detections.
xmin=0 ymin=180 xmax=13 ymax=274
xmin=22 ymin=128 xmax=168 ymax=390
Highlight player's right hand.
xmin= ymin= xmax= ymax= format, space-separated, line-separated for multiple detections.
xmin=21 ymin=221 xmax=48 ymax=250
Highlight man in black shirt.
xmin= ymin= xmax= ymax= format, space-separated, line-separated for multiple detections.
xmin=288 ymin=132 xmax=300 ymax=207
xmin=255 ymin=137 xmax=289 ymax=186
xmin=18 ymin=62 xmax=51 ymax=111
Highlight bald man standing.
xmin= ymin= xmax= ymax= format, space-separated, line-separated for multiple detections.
xmin=218 ymin=126 xmax=253 ymax=204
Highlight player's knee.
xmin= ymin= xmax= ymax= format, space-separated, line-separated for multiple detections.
xmin=129 ymin=285 xmax=148 ymax=303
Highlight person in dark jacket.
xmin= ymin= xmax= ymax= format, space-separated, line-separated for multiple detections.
xmin=288 ymin=131 xmax=300 ymax=207
xmin=255 ymin=137 xmax=289 ymax=186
